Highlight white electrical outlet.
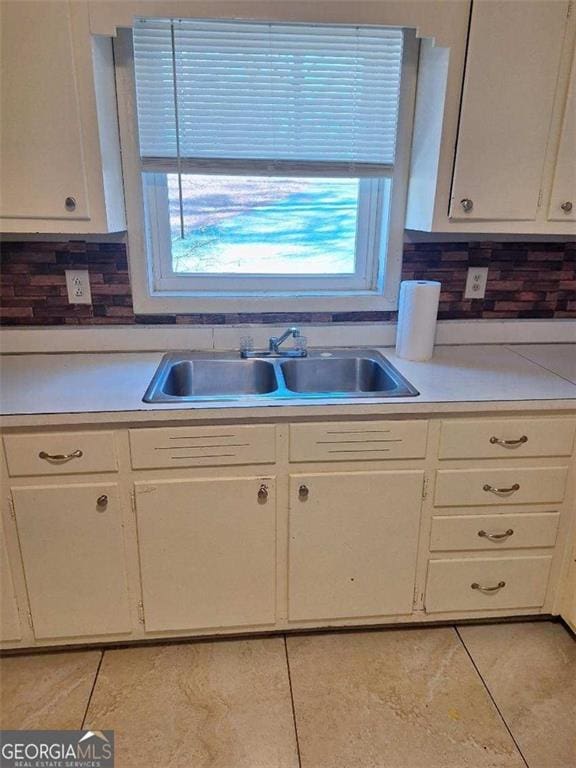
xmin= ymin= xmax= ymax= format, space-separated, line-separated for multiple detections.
xmin=464 ymin=266 xmax=488 ymax=299
xmin=65 ymin=269 xmax=92 ymax=305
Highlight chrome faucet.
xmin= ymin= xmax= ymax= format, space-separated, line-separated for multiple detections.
xmin=269 ymin=327 xmax=302 ymax=354
xmin=241 ymin=327 xmax=307 ymax=358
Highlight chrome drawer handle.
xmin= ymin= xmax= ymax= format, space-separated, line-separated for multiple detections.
xmin=489 ymin=435 xmax=527 ymax=447
xmin=483 ymin=483 xmax=520 ymax=494
xmin=471 ymin=581 xmax=506 ymax=593
xmin=478 ymin=529 xmax=514 ymax=541
xmin=39 ymin=449 xmax=83 ymax=462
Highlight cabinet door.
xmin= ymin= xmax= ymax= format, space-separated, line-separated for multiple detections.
xmin=561 ymin=530 xmax=576 ymax=632
xmin=0 ymin=1 xmax=89 ymax=221
xmin=135 ymin=477 xmax=276 ymax=632
xmin=450 ymin=0 xmax=568 ymax=221
xmin=12 ymin=484 xmax=131 ymax=640
xmin=288 ymin=470 xmax=424 ymax=621
xmin=0 ymin=528 xmax=21 ymax=643
xmin=549 ymin=45 xmax=576 ymax=222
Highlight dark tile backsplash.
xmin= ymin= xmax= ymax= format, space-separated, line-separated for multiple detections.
xmin=0 ymin=239 xmax=574 ymax=326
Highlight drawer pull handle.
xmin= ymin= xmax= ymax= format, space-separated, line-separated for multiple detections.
xmin=257 ymin=484 xmax=269 ymax=503
xmin=489 ymin=435 xmax=528 ymax=447
xmin=471 ymin=581 xmax=506 ymax=593
xmin=478 ymin=529 xmax=514 ymax=541
xmin=299 ymin=484 xmax=309 ymax=501
xmin=38 ymin=449 xmax=83 ymax=462
xmin=483 ymin=483 xmax=520 ymax=494
xmin=96 ymin=495 xmax=108 ymax=508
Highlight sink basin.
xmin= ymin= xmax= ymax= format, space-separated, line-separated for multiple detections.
xmin=281 ymin=357 xmax=401 ymax=394
xmin=145 ymin=358 xmax=277 ymax=401
xmin=143 ymin=350 xmax=418 ymax=402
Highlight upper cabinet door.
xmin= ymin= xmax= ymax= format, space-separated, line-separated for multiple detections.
xmin=549 ymin=46 xmax=576 ymax=222
xmin=0 ymin=1 xmax=125 ymax=233
xmin=0 ymin=1 xmax=89 ymax=222
xmin=450 ymin=0 xmax=568 ymax=221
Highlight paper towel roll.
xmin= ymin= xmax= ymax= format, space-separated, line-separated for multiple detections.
xmin=395 ymin=280 xmax=441 ymax=361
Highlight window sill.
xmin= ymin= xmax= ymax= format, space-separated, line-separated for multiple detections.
xmin=131 ymin=289 xmax=400 ymax=315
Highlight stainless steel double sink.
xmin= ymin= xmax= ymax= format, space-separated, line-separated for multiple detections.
xmin=143 ymin=349 xmax=419 ymax=403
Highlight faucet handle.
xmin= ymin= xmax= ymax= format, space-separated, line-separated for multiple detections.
xmin=294 ymin=335 xmax=308 ymax=354
xmin=240 ymin=335 xmax=254 ymax=355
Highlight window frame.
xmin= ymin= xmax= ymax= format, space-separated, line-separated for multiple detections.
xmin=114 ymin=26 xmax=418 ymax=314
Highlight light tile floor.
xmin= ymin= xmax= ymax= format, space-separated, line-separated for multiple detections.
xmin=0 ymin=621 xmax=574 ymax=768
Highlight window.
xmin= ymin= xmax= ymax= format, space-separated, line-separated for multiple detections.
xmin=116 ymin=19 xmax=417 ymax=312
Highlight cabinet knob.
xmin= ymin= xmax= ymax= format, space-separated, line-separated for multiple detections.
xmin=257 ymin=484 xmax=269 ymax=503
xmin=65 ymin=196 xmax=77 ymax=212
xmin=96 ymin=494 xmax=108 ymax=509
xmin=298 ymin=484 xmax=309 ymax=501
xmin=460 ymin=198 xmax=473 ymax=213
xmin=560 ymin=201 xmax=573 ymax=213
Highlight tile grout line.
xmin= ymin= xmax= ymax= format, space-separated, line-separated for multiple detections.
xmin=283 ymin=635 xmax=303 ymax=768
xmin=454 ymin=627 xmax=530 ymax=768
xmin=80 ymin=650 xmax=104 ymax=730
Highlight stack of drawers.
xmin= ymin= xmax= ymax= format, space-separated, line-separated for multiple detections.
xmin=425 ymin=418 xmax=575 ymax=614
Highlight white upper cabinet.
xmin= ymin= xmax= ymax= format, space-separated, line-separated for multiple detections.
xmin=450 ymin=1 xmax=567 ymax=222
xmin=548 ymin=44 xmax=576 ymax=222
xmin=406 ymin=0 xmax=575 ymax=234
xmin=0 ymin=1 xmax=125 ymax=233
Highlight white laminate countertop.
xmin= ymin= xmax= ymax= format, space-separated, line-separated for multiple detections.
xmin=507 ymin=344 xmax=576 ymax=385
xmin=0 ymin=343 xmax=575 ymax=428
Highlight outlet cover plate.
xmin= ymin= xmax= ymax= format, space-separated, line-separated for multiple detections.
xmin=65 ymin=269 xmax=92 ymax=305
xmin=464 ymin=267 xmax=488 ymax=299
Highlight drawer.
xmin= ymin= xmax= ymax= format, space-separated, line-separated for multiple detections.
xmin=439 ymin=418 xmax=575 ymax=460
xmin=434 ymin=467 xmax=568 ymax=507
xmin=129 ymin=425 xmax=276 ymax=469
xmin=429 ymin=512 xmax=560 ymax=552
xmin=3 ymin=432 xmax=118 ymax=477
xmin=425 ymin=556 xmax=552 ymax=613
xmin=289 ymin=420 xmax=428 ymax=462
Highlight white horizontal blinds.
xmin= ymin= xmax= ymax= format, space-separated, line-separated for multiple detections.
xmin=133 ymin=20 xmax=177 ymax=159
xmin=133 ymin=19 xmax=404 ymax=177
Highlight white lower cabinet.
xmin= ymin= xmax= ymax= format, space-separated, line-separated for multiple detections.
xmin=429 ymin=512 xmax=560 ymax=552
xmin=560 ymin=525 xmax=576 ymax=632
xmin=434 ymin=467 xmax=568 ymax=507
xmin=1 ymin=413 xmax=574 ymax=650
xmin=288 ymin=470 xmax=424 ymax=621
xmin=12 ymin=483 xmax=131 ymax=640
xmin=0 ymin=530 xmax=21 ymax=643
xmin=135 ymin=476 xmax=277 ymax=632
xmin=425 ymin=556 xmax=553 ymax=613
